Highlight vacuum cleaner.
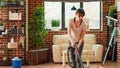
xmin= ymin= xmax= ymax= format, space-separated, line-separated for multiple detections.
xmin=67 ymin=44 xmax=84 ymax=68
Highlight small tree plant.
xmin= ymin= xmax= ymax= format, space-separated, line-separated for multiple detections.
xmin=29 ymin=6 xmax=48 ymax=49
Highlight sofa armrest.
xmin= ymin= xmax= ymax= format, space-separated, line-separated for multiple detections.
xmin=52 ymin=44 xmax=68 ymax=62
xmin=52 ymin=45 xmax=61 ymax=62
xmin=92 ymin=44 xmax=103 ymax=62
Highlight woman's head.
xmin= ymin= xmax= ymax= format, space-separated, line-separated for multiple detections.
xmin=76 ymin=8 xmax=85 ymax=16
xmin=75 ymin=8 xmax=85 ymax=21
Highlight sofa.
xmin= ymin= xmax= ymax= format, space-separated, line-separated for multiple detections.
xmin=52 ymin=34 xmax=103 ymax=63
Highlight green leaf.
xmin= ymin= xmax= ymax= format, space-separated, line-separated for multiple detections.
xmin=29 ymin=6 xmax=48 ymax=49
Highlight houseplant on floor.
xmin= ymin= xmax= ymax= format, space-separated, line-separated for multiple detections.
xmin=28 ymin=6 xmax=49 ymax=65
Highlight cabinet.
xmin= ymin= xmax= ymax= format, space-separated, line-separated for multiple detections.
xmin=0 ymin=0 xmax=26 ymax=65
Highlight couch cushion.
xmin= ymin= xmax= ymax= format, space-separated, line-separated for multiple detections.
xmin=84 ymin=34 xmax=96 ymax=44
xmin=60 ymin=44 xmax=68 ymax=50
xmin=53 ymin=35 xmax=69 ymax=45
xmin=53 ymin=34 xmax=96 ymax=45
xmin=61 ymin=50 xmax=95 ymax=56
xmin=82 ymin=50 xmax=95 ymax=55
xmin=83 ymin=44 xmax=93 ymax=50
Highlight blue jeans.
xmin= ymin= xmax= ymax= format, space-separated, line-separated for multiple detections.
xmin=69 ymin=41 xmax=84 ymax=68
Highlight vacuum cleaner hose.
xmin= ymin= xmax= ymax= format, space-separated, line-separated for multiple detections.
xmin=67 ymin=46 xmax=73 ymax=67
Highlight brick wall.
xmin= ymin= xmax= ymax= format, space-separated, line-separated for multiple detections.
xmin=28 ymin=0 xmax=43 ymax=21
xmin=28 ymin=0 xmax=43 ymax=49
xmin=28 ymin=0 xmax=115 ymax=62
xmin=117 ymin=11 xmax=120 ymax=62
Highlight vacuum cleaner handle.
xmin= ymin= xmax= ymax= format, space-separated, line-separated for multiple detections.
xmin=67 ymin=46 xmax=73 ymax=67
xmin=67 ymin=45 xmax=80 ymax=68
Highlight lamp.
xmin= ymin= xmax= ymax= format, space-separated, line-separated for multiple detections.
xmin=71 ymin=5 xmax=76 ymax=10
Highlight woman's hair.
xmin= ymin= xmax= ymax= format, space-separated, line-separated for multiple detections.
xmin=76 ymin=8 xmax=85 ymax=16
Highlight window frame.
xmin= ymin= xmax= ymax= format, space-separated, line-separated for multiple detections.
xmin=44 ymin=1 xmax=102 ymax=31
xmin=83 ymin=1 xmax=102 ymax=31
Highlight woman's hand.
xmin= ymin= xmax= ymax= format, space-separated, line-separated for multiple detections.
xmin=77 ymin=45 xmax=81 ymax=50
xmin=71 ymin=42 xmax=75 ymax=48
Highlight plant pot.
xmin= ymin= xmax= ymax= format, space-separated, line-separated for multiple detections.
xmin=18 ymin=45 xmax=22 ymax=49
xmin=52 ymin=27 xmax=59 ymax=31
xmin=0 ymin=2 xmax=5 ymax=7
xmin=20 ymin=1 xmax=24 ymax=6
xmin=26 ymin=48 xmax=49 ymax=65
xmin=0 ymin=26 xmax=4 ymax=30
xmin=7 ymin=1 xmax=19 ymax=6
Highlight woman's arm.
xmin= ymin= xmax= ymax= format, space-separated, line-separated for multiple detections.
xmin=68 ymin=21 xmax=75 ymax=48
xmin=77 ymin=29 xmax=86 ymax=49
xmin=77 ymin=23 xmax=87 ymax=49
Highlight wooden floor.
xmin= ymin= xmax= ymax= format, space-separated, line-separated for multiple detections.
xmin=0 ymin=61 xmax=119 ymax=68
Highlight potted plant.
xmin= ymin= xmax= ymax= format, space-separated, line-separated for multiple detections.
xmin=14 ymin=0 xmax=19 ymax=5
xmin=108 ymin=5 xmax=117 ymax=27
xmin=0 ymin=22 xmax=4 ymax=30
xmin=0 ymin=0 xmax=5 ymax=7
xmin=7 ymin=0 xmax=12 ymax=5
xmin=18 ymin=40 xmax=22 ymax=48
xmin=29 ymin=6 xmax=48 ymax=49
xmin=51 ymin=19 xmax=60 ymax=31
xmin=18 ymin=36 xmax=24 ymax=48
xmin=107 ymin=6 xmax=117 ymax=60
xmin=28 ymin=6 xmax=49 ymax=65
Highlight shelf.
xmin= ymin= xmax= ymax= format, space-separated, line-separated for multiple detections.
xmin=0 ymin=0 xmax=26 ymax=66
xmin=7 ymin=3 xmax=24 ymax=7
xmin=7 ymin=20 xmax=24 ymax=22
xmin=8 ymin=33 xmax=25 ymax=35
xmin=7 ymin=48 xmax=25 ymax=51
xmin=7 ymin=48 xmax=25 ymax=50
xmin=7 ymin=55 xmax=24 ymax=56
xmin=0 ymin=61 xmax=8 ymax=66
xmin=2 ymin=33 xmax=25 ymax=36
xmin=5 ymin=19 xmax=24 ymax=22
xmin=0 ymin=48 xmax=25 ymax=50
xmin=0 ymin=48 xmax=7 ymax=49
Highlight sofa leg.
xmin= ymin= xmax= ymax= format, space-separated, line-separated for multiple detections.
xmin=63 ymin=50 xmax=66 ymax=68
xmin=87 ymin=51 xmax=90 ymax=68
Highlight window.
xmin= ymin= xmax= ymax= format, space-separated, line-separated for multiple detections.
xmin=44 ymin=1 xmax=102 ymax=31
xmin=65 ymin=2 xmax=80 ymax=28
xmin=44 ymin=2 xmax=61 ymax=29
xmin=83 ymin=1 xmax=101 ymax=30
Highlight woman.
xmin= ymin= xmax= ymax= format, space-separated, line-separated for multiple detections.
xmin=68 ymin=8 xmax=88 ymax=68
